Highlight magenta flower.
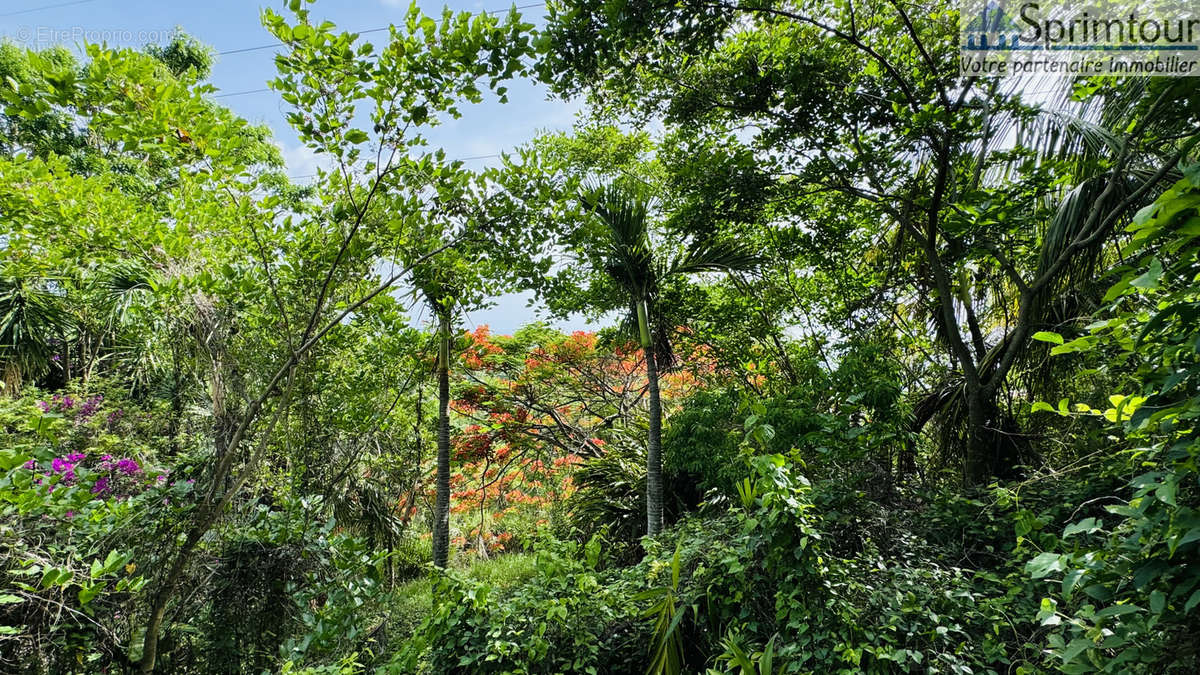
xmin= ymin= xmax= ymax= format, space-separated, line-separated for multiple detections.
xmin=116 ymin=459 xmax=140 ymax=476
xmin=92 ymin=476 xmax=110 ymax=496
xmin=77 ymin=395 xmax=103 ymax=420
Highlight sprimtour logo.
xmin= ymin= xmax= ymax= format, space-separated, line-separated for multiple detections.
xmin=960 ymin=0 xmax=1200 ymax=76
xmin=964 ymin=4 xmax=1023 ymax=49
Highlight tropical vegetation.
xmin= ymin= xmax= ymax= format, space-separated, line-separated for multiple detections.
xmin=1 ymin=1 xmax=1199 ymax=673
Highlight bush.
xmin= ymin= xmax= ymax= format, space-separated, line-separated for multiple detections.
xmin=391 ymin=536 xmax=432 ymax=583
xmin=203 ymin=538 xmax=311 ymax=674
xmin=567 ymin=439 xmax=646 ymax=561
xmin=662 ymin=388 xmax=743 ymax=508
xmin=646 ymin=455 xmax=1030 ymax=673
xmin=392 ymin=538 xmax=649 ymax=674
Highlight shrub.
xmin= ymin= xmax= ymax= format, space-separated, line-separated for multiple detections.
xmin=393 ymin=538 xmax=649 ymax=674
xmin=662 ymin=388 xmax=743 ymax=508
xmin=391 ymin=536 xmax=432 ymax=583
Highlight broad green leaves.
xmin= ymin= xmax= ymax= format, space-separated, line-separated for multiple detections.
xmin=1029 ymin=165 xmax=1200 ymax=669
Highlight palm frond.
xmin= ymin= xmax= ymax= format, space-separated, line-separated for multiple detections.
xmin=0 ymin=277 xmax=69 ymax=386
xmin=581 ymin=181 xmax=656 ymax=297
xmin=668 ymin=239 xmax=763 ymax=276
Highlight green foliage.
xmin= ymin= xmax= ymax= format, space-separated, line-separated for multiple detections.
xmin=0 ymin=386 xmax=165 ymax=671
xmin=628 ymin=456 xmax=1034 ymax=673
xmin=1020 ymin=167 xmax=1200 ymax=673
xmin=662 ymin=389 xmax=743 ymax=504
xmin=0 ymin=278 xmax=68 ymax=393
xmin=394 ymin=538 xmax=647 ymax=674
xmin=204 ymin=537 xmax=311 ymax=674
xmin=390 ymin=537 xmax=432 ymax=583
xmin=638 ymin=543 xmax=685 ymax=675
xmin=568 ymin=439 xmax=645 ymax=559
xmin=1 ymin=0 xmax=1198 ymax=673
xmin=708 ymin=630 xmax=784 ymax=675
xmin=145 ymin=31 xmax=214 ymax=80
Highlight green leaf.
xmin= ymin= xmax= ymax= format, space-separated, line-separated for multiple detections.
xmin=1156 ymin=480 xmax=1177 ymax=506
xmin=1063 ymin=517 xmax=1099 ymax=537
xmin=1150 ymin=590 xmax=1165 ymax=614
xmin=78 ymin=583 xmax=101 ymax=606
xmin=1185 ymin=589 xmax=1200 ymax=614
xmin=1051 ymin=337 xmax=1096 ymax=355
xmin=1026 ymin=552 xmax=1065 ymax=579
xmin=1060 ymin=638 xmax=1093 ymax=663
xmin=1032 ymin=331 xmax=1064 ymax=345
xmin=1096 ymin=603 xmax=1141 ymax=618
xmin=1130 ymin=258 xmax=1163 ymax=290
xmin=1063 ymin=568 xmax=1085 ymax=599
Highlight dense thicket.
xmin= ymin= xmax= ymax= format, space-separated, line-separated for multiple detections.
xmin=1 ymin=0 xmax=1198 ymax=673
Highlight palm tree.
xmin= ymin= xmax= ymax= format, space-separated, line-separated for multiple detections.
xmin=412 ymin=266 xmax=460 ymax=568
xmin=910 ymin=79 xmax=1200 ymax=483
xmin=580 ymin=182 xmax=761 ymax=535
xmin=0 ymin=277 xmax=68 ymax=395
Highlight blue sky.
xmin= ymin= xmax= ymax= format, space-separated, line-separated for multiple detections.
xmin=1 ymin=0 xmax=594 ymax=335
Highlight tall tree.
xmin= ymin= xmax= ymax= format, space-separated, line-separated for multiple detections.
xmin=409 ymin=256 xmax=474 ymax=569
xmin=579 ymin=182 xmax=759 ymax=535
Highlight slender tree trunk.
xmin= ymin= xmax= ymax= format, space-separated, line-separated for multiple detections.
xmin=2 ymin=363 xmax=20 ymax=397
xmin=638 ymin=301 xmax=664 ymax=536
xmin=432 ymin=311 xmax=452 ymax=568
xmin=139 ymin=528 xmax=202 ymax=674
xmin=964 ymin=386 xmax=990 ymax=485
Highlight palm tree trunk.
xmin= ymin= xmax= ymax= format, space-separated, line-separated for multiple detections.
xmin=639 ymin=301 xmax=664 ymax=536
xmin=2 ymin=362 xmax=20 ymax=397
xmin=432 ymin=311 xmax=452 ymax=568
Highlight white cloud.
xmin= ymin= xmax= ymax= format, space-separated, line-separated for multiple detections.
xmin=274 ymin=140 xmax=331 ymax=181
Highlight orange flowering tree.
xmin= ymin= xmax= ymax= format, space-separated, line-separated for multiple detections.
xmin=427 ymin=323 xmax=717 ymax=556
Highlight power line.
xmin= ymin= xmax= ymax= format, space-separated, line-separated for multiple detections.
xmin=214 ymin=87 xmax=272 ymax=98
xmin=219 ymin=27 xmax=390 ymax=56
xmin=0 ymin=0 xmax=99 ymax=18
xmin=217 ymin=3 xmax=545 ymax=56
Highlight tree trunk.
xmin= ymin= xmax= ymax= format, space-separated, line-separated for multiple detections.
xmin=964 ymin=386 xmax=991 ymax=486
xmin=139 ymin=528 xmax=202 ymax=674
xmin=639 ymin=301 xmax=664 ymax=536
xmin=2 ymin=362 xmax=20 ymax=397
xmin=432 ymin=311 xmax=452 ymax=568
